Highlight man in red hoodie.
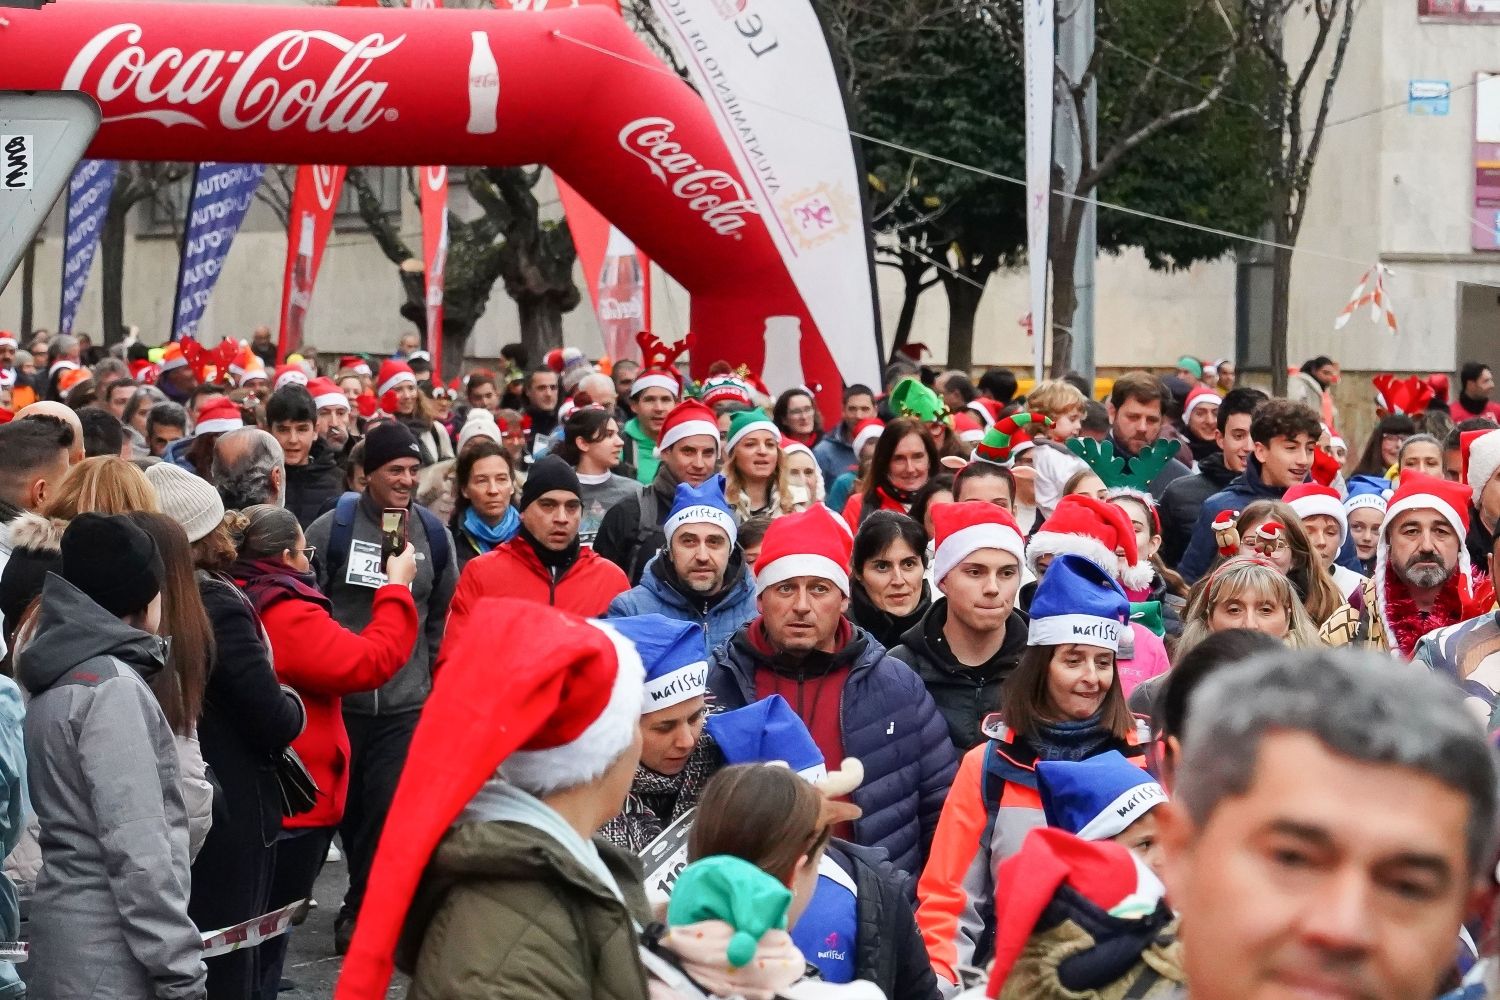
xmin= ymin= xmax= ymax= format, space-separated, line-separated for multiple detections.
xmin=446 ymin=455 xmax=628 ymax=637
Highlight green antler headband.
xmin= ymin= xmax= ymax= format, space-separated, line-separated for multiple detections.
xmin=1065 ymin=437 xmax=1178 ymax=492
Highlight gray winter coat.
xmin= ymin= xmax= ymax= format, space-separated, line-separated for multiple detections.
xmin=17 ymin=575 xmax=205 ymax=1000
xmin=306 ymin=493 xmax=458 ymax=716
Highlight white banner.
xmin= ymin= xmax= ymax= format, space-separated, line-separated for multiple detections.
xmin=1024 ymin=0 xmax=1055 ymax=381
xmin=649 ymin=0 xmax=880 ymax=390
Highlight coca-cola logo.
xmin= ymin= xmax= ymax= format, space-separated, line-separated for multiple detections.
xmin=62 ymin=25 xmax=405 ymax=134
xmin=312 ymin=166 xmax=342 ymax=211
xmin=423 ymin=166 xmax=447 ymax=192
xmin=618 ymin=117 xmax=758 ymax=239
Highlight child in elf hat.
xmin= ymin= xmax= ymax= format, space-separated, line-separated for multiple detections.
xmin=1036 ymin=750 xmax=1169 ymax=878
xmin=1019 ymin=379 xmax=1091 ymax=517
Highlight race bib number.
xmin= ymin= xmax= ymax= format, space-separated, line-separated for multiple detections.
xmin=641 ymin=808 xmax=695 ymax=904
xmin=345 ymin=539 xmax=388 ymax=589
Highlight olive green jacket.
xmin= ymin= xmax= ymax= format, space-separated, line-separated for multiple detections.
xmin=398 ymin=820 xmax=653 ymax=1000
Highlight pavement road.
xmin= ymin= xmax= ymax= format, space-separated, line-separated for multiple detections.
xmin=282 ymin=849 xmax=408 ymax=999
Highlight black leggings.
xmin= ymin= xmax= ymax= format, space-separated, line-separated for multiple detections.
xmin=252 ymin=827 xmax=335 ymax=1000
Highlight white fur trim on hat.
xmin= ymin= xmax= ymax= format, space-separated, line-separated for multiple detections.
xmin=194 ymin=415 xmax=244 ymax=435
xmin=853 ymin=424 xmax=884 ymax=455
xmin=1026 ymin=531 xmax=1117 ymax=580
xmin=1184 ymin=394 xmax=1220 ymax=418
xmin=0 ymin=335 xmax=17 ymax=349
xmin=781 ymin=439 xmax=815 ymax=461
xmin=631 ymin=372 xmax=680 ymax=399
xmin=755 ymin=553 xmax=851 ymax=596
xmin=376 ymin=370 xmax=412 ymax=396
xmin=664 ymin=503 xmax=737 ymax=545
xmin=1468 ymin=431 xmax=1500 ymax=502
xmin=643 ymin=660 xmax=709 ymax=714
xmin=276 ymin=369 xmax=310 ymax=391
xmin=1027 ymin=614 xmax=1122 ymax=652
xmin=314 ymin=390 xmax=348 ymax=411
xmin=726 ymin=416 xmax=779 ymax=455
xmin=500 ymin=620 xmax=645 ymax=796
xmin=1287 ymin=493 xmax=1349 ymax=547
xmin=1076 ymin=781 xmax=1168 ymax=841
xmin=656 ymin=419 xmax=720 ymax=456
xmin=933 ymin=522 xmax=1025 ymax=587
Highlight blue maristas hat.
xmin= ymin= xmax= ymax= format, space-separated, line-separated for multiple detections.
xmin=1036 ymin=750 xmax=1167 ymax=841
xmin=705 ymin=695 xmax=826 ymax=781
xmin=1027 ymin=553 xmax=1130 ymax=652
xmin=663 ymin=474 xmax=738 ymax=546
xmin=606 ymin=613 xmax=708 ymax=714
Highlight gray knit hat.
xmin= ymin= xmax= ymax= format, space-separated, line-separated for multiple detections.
xmin=145 ymin=462 xmax=226 ymax=543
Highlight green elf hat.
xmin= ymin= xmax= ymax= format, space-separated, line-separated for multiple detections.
xmin=667 ymin=854 xmax=793 ymax=968
xmin=975 ymin=412 xmax=1052 ymax=465
xmin=890 ymin=377 xmax=951 ymax=426
xmin=724 ymin=408 xmax=780 ymax=454
xmin=1130 ymin=600 xmax=1165 ymax=637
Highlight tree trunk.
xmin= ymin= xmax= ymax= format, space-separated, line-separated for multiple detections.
xmin=889 ymin=258 xmax=933 ymax=364
xmin=20 ymin=240 xmax=34 ymax=337
xmin=1269 ymin=239 xmax=1293 ymax=397
xmin=99 ymin=201 xmax=128 ymax=345
xmin=518 ymin=295 xmax=565 ymax=359
xmin=941 ymin=271 xmax=983 ymax=373
xmin=440 ymin=318 xmax=470 ymax=377
xmin=1048 ymin=203 xmax=1085 ymax=378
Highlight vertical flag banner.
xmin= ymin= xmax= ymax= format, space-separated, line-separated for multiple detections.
xmin=171 ymin=162 xmax=265 ymax=341
xmin=58 ymin=158 xmax=117 ymax=335
xmin=419 ymin=165 xmax=448 ymax=377
xmin=557 ymin=174 xmax=651 ymax=363
xmin=647 ymin=0 xmax=881 ymax=391
xmin=1024 ymin=0 xmax=1055 ymax=381
xmin=277 ymin=163 xmax=346 ymax=362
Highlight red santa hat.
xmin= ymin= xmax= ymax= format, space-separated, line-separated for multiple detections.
xmin=334 ymin=600 xmax=644 ymax=1000
xmin=851 ymin=417 xmax=885 ymax=456
xmin=339 ymin=355 xmax=372 ymax=378
xmin=952 ymin=411 xmax=984 ymax=444
xmin=308 ymin=377 xmax=347 ymax=412
xmin=1463 ymin=428 xmax=1500 ymax=502
xmin=273 ymin=364 xmax=309 ymax=392
xmin=1284 ymin=482 xmax=1348 ymax=547
xmin=754 ymin=504 xmax=854 ymax=596
xmin=967 ymin=397 xmax=1004 ymax=429
xmin=930 ymin=501 xmax=1026 ymax=586
xmin=0 ymin=331 xmax=16 ymax=349
xmin=193 ymin=395 xmax=244 ymax=435
xmin=1182 ymin=385 xmax=1220 ymax=421
xmin=158 ymin=342 xmax=189 ymax=373
xmin=655 ymin=398 xmax=720 ymax=455
xmin=1026 ymin=494 xmax=1150 ymax=591
xmin=375 ymin=358 xmax=415 ymax=397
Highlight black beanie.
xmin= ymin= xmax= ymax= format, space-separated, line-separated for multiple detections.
xmin=363 ymin=420 xmax=423 ymax=474
xmin=519 ymin=455 xmax=582 ymax=511
xmin=60 ymin=513 xmax=164 ymax=618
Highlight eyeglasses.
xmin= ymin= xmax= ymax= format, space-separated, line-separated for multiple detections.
xmin=300 ymin=544 xmax=317 ymax=561
xmin=787 ymin=406 xmax=816 ymax=418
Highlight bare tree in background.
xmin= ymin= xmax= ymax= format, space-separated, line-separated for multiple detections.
xmin=99 ymin=161 xmax=193 ymax=345
xmin=1243 ymin=0 xmax=1362 ymax=395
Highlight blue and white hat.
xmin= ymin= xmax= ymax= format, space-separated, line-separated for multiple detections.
xmin=1037 ymin=751 xmax=1167 ymax=841
xmin=1027 ymin=553 xmax=1130 ymax=652
xmin=705 ymin=695 xmax=826 ymax=781
xmin=663 ymin=474 xmax=738 ymax=546
xmin=1344 ymin=474 xmax=1391 ymax=517
xmin=606 ymin=613 xmax=708 ymax=714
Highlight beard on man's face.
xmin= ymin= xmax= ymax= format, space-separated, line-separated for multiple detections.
xmin=1400 ymin=550 xmax=1452 ymax=589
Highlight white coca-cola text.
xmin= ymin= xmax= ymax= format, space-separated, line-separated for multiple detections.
xmin=61 ymin=25 xmax=406 ymax=134
xmin=618 ymin=117 xmax=757 ymax=239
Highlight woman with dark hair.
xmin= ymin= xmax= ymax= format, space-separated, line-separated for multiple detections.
xmin=386 ymin=364 xmax=453 ymax=467
xmin=230 ymin=505 xmax=418 ymax=999
xmin=773 ymin=387 xmax=823 ymax=449
xmin=841 ymin=418 xmax=939 ymax=531
xmin=907 ymin=474 xmax=954 ymax=538
xmin=953 ymin=461 xmax=1015 ymax=510
xmin=450 ymin=440 xmax=521 ymax=566
xmin=850 ymin=511 xmax=932 ymax=650
xmin=1352 ymin=413 xmax=1415 ymax=477
xmin=146 ymin=462 xmax=305 ymax=1000
xmin=554 ymin=408 xmax=642 ymax=547
xmin=916 ymin=554 xmax=1145 ymax=991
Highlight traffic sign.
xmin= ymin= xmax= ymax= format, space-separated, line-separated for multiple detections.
xmin=0 ymin=91 xmax=99 ymax=295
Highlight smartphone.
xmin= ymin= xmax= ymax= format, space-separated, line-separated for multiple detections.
xmin=380 ymin=508 xmax=408 ymax=573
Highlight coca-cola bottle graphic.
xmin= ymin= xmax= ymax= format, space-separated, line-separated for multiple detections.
xmin=466 ymin=32 xmax=501 ymax=135
xmin=596 ymin=227 xmax=644 ymax=362
xmin=286 ymin=211 xmax=315 ymax=355
xmin=759 ymin=315 xmax=806 ymax=395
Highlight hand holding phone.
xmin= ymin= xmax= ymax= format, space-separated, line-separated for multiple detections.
xmin=380 ymin=508 xmax=409 ymax=574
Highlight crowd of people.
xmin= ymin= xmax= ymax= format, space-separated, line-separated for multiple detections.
xmin=3 ymin=326 xmax=1500 ymax=1000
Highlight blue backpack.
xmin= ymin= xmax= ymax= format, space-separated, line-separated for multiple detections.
xmin=324 ymin=492 xmax=450 ymax=587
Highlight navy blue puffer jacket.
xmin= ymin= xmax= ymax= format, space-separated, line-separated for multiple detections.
xmin=707 ymin=622 xmax=958 ymax=878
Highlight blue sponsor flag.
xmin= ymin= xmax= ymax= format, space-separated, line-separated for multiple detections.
xmin=59 ymin=159 xmax=118 ymax=335
xmin=172 ymin=162 xmax=266 ymax=341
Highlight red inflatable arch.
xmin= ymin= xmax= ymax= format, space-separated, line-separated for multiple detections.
xmin=0 ymin=2 xmax=846 ymax=413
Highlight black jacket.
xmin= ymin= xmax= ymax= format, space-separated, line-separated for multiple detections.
xmin=849 ymin=580 xmax=931 ymax=653
xmin=283 ymin=439 xmax=345 ymax=529
xmin=1158 ymin=451 xmax=1238 ymax=568
xmin=595 ymin=464 xmax=680 ymax=585
xmin=888 ymin=600 xmax=1028 ymax=752
xmin=1468 ymin=503 xmax=1494 ymax=577
xmin=827 ymin=840 xmax=941 ymax=1000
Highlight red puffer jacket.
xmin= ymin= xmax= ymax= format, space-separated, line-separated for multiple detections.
xmin=232 ymin=559 xmax=418 ymax=830
xmin=446 ymin=535 xmax=629 ymax=642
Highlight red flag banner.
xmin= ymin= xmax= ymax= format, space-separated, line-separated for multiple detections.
xmin=277 ymin=164 xmax=346 ymax=362
xmin=419 ymin=164 xmax=448 ymax=378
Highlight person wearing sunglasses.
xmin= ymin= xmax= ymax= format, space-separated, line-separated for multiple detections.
xmin=446 ymin=456 xmax=629 ymax=638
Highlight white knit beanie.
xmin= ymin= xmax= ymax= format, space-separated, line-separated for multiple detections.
xmin=145 ymin=462 xmax=227 ymax=544
xmin=457 ymin=409 xmax=501 ymax=452
xmin=1467 ymin=429 xmax=1500 ymax=503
